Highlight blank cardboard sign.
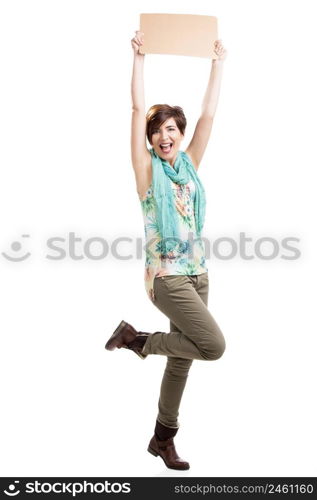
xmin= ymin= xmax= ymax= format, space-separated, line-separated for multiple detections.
xmin=139 ymin=13 xmax=218 ymax=59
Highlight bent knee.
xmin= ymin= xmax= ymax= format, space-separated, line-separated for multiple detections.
xmin=203 ymin=335 xmax=226 ymax=361
xmin=214 ymin=337 xmax=226 ymax=360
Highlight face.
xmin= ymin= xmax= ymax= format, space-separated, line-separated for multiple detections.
xmin=150 ymin=117 xmax=184 ymax=164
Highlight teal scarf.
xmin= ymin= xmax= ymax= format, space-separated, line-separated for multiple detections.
xmin=150 ymin=147 xmax=206 ymax=254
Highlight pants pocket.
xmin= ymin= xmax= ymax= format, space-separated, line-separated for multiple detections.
xmin=159 ymin=275 xmax=189 ymax=290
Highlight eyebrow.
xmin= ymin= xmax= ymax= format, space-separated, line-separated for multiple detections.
xmin=154 ymin=125 xmax=175 ymax=129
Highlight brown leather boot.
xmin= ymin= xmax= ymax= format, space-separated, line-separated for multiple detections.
xmin=147 ymin=435 xmax=190 ymax=470
xmin=147 ymin=420 xmax=190 ymax=470
xmin=105 ymin=320 xmax=149 ymax=360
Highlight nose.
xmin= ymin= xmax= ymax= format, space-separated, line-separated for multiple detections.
xmin=161 ymin=131 xmax=168 ymax=140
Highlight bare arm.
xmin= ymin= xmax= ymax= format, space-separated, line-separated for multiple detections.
xmin=130 ymin=31 xmax=151 ymax=199
xmin=186 ymin=40 xmax=227 ymax=170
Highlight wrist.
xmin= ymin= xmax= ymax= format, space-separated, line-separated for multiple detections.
xmin=212 ymin=57 xmax=224 ymax=64
xmin=134 ymin=51 xmax=145 ymax=60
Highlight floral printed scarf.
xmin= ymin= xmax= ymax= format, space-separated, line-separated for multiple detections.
xmin=150 ymin=147 xmax=206 ymax=254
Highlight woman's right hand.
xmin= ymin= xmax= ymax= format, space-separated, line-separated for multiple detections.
xmin=131 ymin=30 xmax=144 ymax=56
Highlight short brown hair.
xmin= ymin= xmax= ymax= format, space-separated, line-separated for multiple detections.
xmin=146 ymin=104 xmax=187 ymax=144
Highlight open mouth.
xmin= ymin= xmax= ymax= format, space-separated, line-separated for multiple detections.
xmin=160 ymin=143 xmax=173 ymax=153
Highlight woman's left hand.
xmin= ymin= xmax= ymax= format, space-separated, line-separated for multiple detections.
xmin=213 ymin=39 xmax=227 ymax=61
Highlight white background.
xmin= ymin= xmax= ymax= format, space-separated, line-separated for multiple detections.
xmin=0 ymin=0 xmax=316 ymax=477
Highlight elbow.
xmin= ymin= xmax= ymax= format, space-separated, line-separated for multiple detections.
xmin=132 ymin=106 xmax=144 ymax=113
xmin=200 ymin=112 xmax=215 ymax=121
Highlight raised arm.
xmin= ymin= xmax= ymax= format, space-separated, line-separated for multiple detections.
xmin=130 ymin=31 xmax=152 ymax=199
xmin=185 ymin=40 xmax=227 ymax=170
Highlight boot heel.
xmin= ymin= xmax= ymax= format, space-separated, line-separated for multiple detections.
xmin=147 ymin=446 xmax=158 ymax=457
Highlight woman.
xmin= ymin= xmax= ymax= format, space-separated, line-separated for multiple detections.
xmin=106 ymin=30 xmax=227 ymax=470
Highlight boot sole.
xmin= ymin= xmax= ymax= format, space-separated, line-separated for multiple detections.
xmin=105 ymin=321 xmax=148 ymax=360
xmin=147 ymin=446 xmax=190 ymax=470
xmin=105 ymin=320 xmax=127 ymax=350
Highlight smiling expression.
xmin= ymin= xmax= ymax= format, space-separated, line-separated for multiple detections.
xmin=150 ymin=117 xmax=184 ymax=166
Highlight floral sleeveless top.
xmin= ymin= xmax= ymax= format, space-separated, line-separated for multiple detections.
xmin=140 ymin=176 xmax=208 ymax=302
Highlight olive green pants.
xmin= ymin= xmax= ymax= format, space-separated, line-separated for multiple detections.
xmin=141 ymin=272 xmax=226 ymax=429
